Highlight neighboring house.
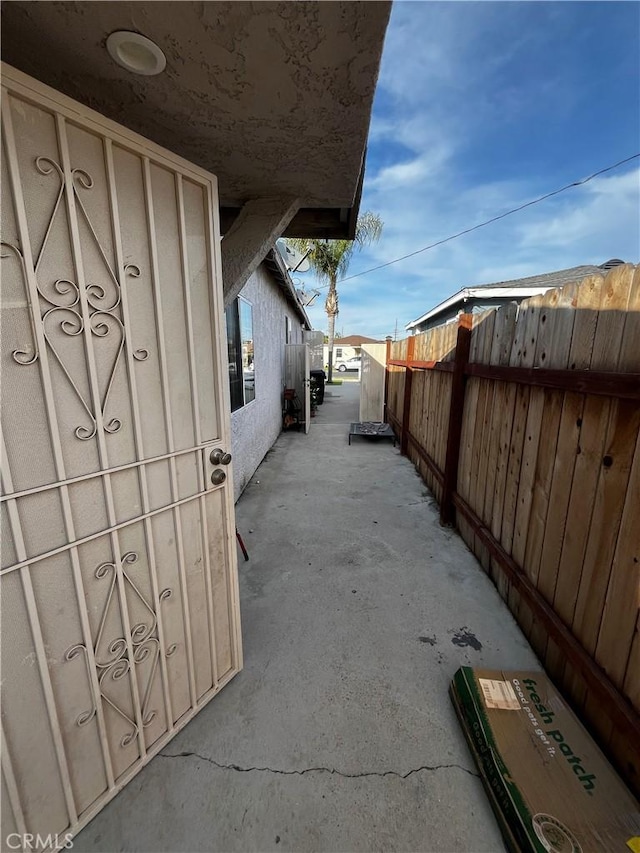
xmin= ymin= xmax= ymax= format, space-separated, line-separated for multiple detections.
xmin=228 ymin=250 xmax=311 ymax=500
xmin=0 ymin=3 xmax=390 ymax=845
xmin=405 ymin=260 xmax=626 ymax=334
xmin=323 ymin=334 xmax=382 ymax=367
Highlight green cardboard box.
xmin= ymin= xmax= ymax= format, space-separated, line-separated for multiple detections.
xmin=450 ymin=667 xmax=640 ymax=852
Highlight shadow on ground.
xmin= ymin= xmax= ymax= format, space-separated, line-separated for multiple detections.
xmin=74 ymin=381 xmax=536 ymax=852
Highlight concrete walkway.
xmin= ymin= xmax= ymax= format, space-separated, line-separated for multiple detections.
xmin=75 ymin=381 xmax=539 ymax=853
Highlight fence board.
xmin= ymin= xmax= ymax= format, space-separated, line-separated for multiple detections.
xmin=509 ymin=295 xmax=558 ymax=625
xmin=550 ymin=267 xmax=633 ymax=709
xmin=519 ymin=283 xmax=579 ymax=648
xmin=593 ymin=270 xmax=640 ymax=697
xmin=470 ymin=311 xmax=496 ymax=571
xmin=504 ymin=298 xmax=544 ymax=579
xmin=469 ymin=313 xmax=497 ymax=568
xmin=554 ymin=267 xmax=632 ymax=629
xmin=389 ymin=338 xmax=407 ymax=432
xmin=571 ymin=269 xmax=640 ymax=777
xmin=418 ymin=330 xmax=433 ymax=492
xmin=457 ymin=315 xmax=486 ymax=544
xmin=574 ymin=267 xmax=640 ymax=655
xmin=579 ymin=427 xmax=639 ymax=771
xmin=423 ymin=329 xmax=439 ymax=495
xmin=382 ymin=265 xmax=640 ymax=796
xmin=489 ymin=305 xmax=523 ymax=599
xmin=535 ymin=274 xmax=604 ymax=681
xmin=426 ymin=328 xmax=442 ymax=474
xmin=474 ymin=378 xmax=495 ymax=571
xmin=431 ymin=371 xmax=443 ymax=502
xmin=480 ymin=303 xmax=518 ymax=584
xmin=593 ymin=433 xmax=639 ymax=688
xmin=434 ymin=372 xmax=448 ymax=503
xmin=434 ymin=323 xmax=453 ymax=501
xmin=438 ymin=321 xmax=458 ymax=479
xmin=408 ymin=367 xmax=426 ymax=475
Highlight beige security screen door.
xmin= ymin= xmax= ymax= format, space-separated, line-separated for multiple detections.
xmin=1 ymin=66 xmax=242 ymax=843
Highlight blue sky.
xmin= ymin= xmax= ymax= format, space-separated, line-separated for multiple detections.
xmin=298 ymin=1 xmax=640 ymax=340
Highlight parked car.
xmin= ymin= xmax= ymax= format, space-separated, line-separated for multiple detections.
xmin=336 ymin=356 xmax=361 ymax=372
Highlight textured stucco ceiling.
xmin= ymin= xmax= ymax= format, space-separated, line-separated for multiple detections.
xmin=1 ymin=1 xmax=390 ymax=234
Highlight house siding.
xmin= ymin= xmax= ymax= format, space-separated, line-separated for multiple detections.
xmin=413 ymin=296 xmax=533 ymax=333
xmin=230 ymin=264 xmax=305 ymax=501
xmin=323 ymin=344 xmax=360 ymax=366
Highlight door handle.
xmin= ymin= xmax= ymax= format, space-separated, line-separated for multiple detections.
xmin=209 ymin=449 xmax=232 ymax=466
xmin=211 ymin=469 xmax=226 ymax=486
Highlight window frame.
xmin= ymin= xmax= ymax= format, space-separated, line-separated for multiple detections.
xmin=226 ymin=296 xmax=256 ymax=413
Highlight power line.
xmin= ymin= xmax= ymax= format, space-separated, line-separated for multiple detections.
xmin=311 ymin=153 xmax=639 ymax=288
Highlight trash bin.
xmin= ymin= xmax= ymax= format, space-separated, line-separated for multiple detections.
xmin=310 ymin=369 xmax=326 ymax=404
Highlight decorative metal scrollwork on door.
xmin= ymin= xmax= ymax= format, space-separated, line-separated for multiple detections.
xmin=1 ymin=154 xmax=149 ymax=440
xmin=65 ymin=551 xmax=175 ymax=749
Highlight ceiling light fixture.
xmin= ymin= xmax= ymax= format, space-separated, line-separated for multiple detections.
xmin=106 ymin=31 xmax=166 ymax=76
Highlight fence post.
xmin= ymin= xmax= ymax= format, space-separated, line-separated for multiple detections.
xmin=383 ymin=335 xmax=392 ymax=422
xmin=400 ymin=336 xmax=415 ymax=456
xmin=440 ymin=315 xmax=472 ymax=526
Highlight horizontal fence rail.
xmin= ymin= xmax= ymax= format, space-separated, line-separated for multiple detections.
xmin=387 ymin=360 xmax=640 ymax=399
xmin=384 ymin=263 xmax=640 ymax=797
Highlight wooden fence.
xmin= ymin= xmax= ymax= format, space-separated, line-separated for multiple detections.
xmin=386 ymin=263 xmax=640 ymax=796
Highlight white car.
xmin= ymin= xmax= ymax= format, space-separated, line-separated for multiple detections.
xmin=336 ymin=356 xmax=361 ymax=372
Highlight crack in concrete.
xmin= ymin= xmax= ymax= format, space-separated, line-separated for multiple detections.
xmin=158 ymin=750 xmax=479 ymax=780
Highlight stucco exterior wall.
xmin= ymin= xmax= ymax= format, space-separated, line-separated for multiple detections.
xmin=230 ymin=264 xmax=305 ymax=502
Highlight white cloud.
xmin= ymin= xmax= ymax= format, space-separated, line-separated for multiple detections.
xmin=517 ymin=168 xmax=640 ymax=250
xmin=367 ymin=155 xmax=443 ymax=191
xmin=295 ymin=5 xmax=640 ymax=341
xmin=298 ymin=164 xmax=639 ymax=341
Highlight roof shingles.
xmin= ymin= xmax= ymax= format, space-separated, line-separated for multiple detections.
xmin=406 ymin=263 xmax=609 ymax=330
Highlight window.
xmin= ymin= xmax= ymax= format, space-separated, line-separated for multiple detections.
xmin=285 ymin=316 xmax=292 ymax=344
xmin=225 ymin=297 xmax=255 ymax=412
xmin=335 ymin=347 xmax=343 ymax=358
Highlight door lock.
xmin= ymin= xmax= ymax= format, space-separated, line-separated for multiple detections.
xmin=210 ymin=469 xmax=226 ymax=486
xmin=209 ymin=449 xmax=232 ymax=466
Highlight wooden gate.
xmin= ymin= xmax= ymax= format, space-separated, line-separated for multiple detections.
xmin=1 ymin=66 xmax=242 ymax=845
xmin=285 ymin=343 xmax=310 ymax=433
xmin=359 ymin=343 xmax=387 ymax=422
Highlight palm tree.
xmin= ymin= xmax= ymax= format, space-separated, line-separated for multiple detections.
xmin=290 ymin=212 xmax=383 ymax=383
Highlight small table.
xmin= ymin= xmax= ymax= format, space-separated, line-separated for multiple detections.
xmin=348 ymin=422 xmax=397 ymax=446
